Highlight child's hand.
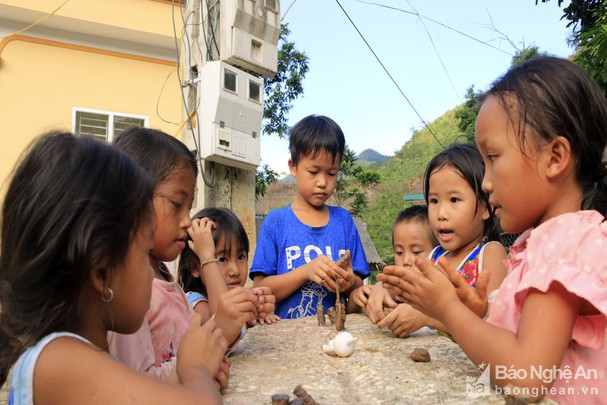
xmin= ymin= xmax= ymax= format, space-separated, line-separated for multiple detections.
xmin=187 ymin=217 xmax=217 ymax=261
xmin=324 ymin=255 xmax=357 ymax=293
xmin=376 ymin=303 xmax=427 ymax=337
xmin=349 ymin=285 xmax=373 ymax=310
xmin=380 ymin=257 xmax=459 ymax=321
xmin=177 ymin=314 xmax=227 ymax=382
xmin=214 ymin=287 xmax=259 ymax=342
xmin=254 ymin=313 xmax=281 ymax=325
xmin=443 ymin=260 xmax=491 ymax=318
xmin=366 ymin=282 xmax=398 ymax=324
xmin=376 ymin=265 xmax=417 ymax=301
xmin=214 ymin=356 xmax=230 ymax=391
xmin=303 ymin=256 xmax=342 ymax=286
xmin=250 ymin=286 xmax=276 ymax=324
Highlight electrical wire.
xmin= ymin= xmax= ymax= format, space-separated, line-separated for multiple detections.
xmin=405 ymin=0 xmax=462 ymax=104
xmin=172 ymin=0 xmax=216 ymax=188
xmin=335 ymin=0 xmax=443 ymax=148
xmin=2 ymin=0 xmax=71 ymax=39
xmin=156 ymin=70 xmax=181 ymax=125
xmin=354 ymin=0 xmax=512 ymax=56
xmin=281 ymin=0 xmax=298 ymax=21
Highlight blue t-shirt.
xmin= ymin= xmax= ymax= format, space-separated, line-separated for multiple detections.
xmin=250 ymin=205 xmax=370 ymax=319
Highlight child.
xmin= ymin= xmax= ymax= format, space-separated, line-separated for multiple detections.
xmin=423 ymin=143 xmax=507 ymax=294
xmin=108 ymin=128 xmax=271 ymax=386
xmin=0 ymin=132 xmax=226 ymax=403
xmin=251 ymin=115 xmax=371 ymax=319
xmin=178 ymin=207 xmax=279 ymax=327
xmin=349 ymin=205 xmax=442 ymax=337
xmin=381 ymin=57 xmax=607 ymax=402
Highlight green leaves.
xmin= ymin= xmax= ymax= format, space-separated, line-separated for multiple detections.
xmin=333 ymin=146 xmax=379 ymax=217
xmin=537 ymin=0 xmax=607 ymax=93
xmin=263 ymin=24 xmax=310 ymax=138
xmin=255 ymin=164 xmax=283 ymax=199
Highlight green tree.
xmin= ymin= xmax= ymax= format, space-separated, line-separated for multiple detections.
xmin=454 ymin=86 xmax=483 ymax=141
xmin=511 ymin=45 xmax=542 ymax=67
xmin=263 ymin=24 xmax=310 ymax=138
xmin=537 ymin=0 xmax=607 ymax=92
xmin=255 ymin=164 xmax=282 ymax=199
xmin=454 ymin=46 xmax=542 ymax=141
xmin=257 ymin=24 xmax=309 ymax=197
xmin=574 ymin=3 xmax=607 ymax=93
xmin=333 ymin=146 xmax=380 ymax=216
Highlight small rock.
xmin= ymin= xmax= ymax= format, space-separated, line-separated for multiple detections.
xmin=411 ymin=347 xmax=431 ymax=362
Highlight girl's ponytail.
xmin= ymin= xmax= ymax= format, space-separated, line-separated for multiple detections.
xmin=583 ymin=164 xmax=607 ymax=216
xmin=0 ymin=282 xmax=26 ymax=386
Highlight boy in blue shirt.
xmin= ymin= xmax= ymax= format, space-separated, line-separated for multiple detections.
xmin=251 ymin=115 xmax=370 ymax=319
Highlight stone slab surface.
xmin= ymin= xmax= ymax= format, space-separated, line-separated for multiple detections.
xmin=222 ymin=314 xmax=506 ymax=404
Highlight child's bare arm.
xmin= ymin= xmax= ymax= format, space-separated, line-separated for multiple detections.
xmin=187 ymin=218 xmax=229 ymax=315
xmin=37 ymin=315 xmax=225 ymax=404
xmin=252 ymin=256 xmax=340 ymax=302
xmin=481 ymin=242 xmax=507 ymax=293
xmin=192 ymin=301 xmax=211 ymax=323
xmin=385 ymin=257 xmax=579 ymax=399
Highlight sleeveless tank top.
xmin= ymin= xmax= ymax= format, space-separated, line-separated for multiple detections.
xmin=8 ymin=332 xmax=91 ymax=405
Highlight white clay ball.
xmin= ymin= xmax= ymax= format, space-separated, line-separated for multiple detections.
xmin=332 ymin=332 xmax=357 ymax=357
xmin=322 ymin=340 xmax=335 ymax=356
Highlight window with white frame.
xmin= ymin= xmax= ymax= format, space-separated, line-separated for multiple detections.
xmin=73 ymin=108 xmax=148 ymax=142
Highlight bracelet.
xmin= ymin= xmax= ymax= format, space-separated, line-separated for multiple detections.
xmin=200 ymin=257 xmax=220 ymax=269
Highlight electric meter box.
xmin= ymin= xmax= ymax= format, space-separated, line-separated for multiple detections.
xmin=199 ymin=61 xmax=263 ymax=171
xmin=220 ymin=0 xmax=280 ymax=77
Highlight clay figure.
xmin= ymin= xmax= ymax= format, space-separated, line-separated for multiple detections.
xmin=271 ymin=394 xmax=290 ymax=405
xmin=293 ymin=385 xmax=317 ymax=405
xmin=322 ymin=331 xmax=357 ymax=357
xmin=316 ymin=303 xmax=326 ymax=326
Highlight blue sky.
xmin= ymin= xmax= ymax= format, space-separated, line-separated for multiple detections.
xmin=261 ymin=0 xmax=573 ymax=175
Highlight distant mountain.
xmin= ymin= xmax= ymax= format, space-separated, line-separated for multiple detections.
xmin=357 ymin=149 xmax=388 ymax=164
xmin=278 ymin=174 xmax=296 ymax=184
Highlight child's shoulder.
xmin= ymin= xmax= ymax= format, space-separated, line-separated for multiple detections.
xmin=327 ymin=205 xmax=354 ymax=220
xmin=481 ymin=240 xmax=507 ymax=256
xmin=528 ymin=210 xmax=606 ymax=248
xmin=266 ymin=205 xmax=292 ymax=218
xmin=523 ymin=210 xmax=606 ymax=274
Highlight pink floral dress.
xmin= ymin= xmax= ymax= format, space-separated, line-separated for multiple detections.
xmin=488 ymin=211 xmax=607 ymax=404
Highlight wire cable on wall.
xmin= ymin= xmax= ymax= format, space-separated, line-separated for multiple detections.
xmin=156 ymin=70 xmax=181 ymax=125
xmin=335 ymin=0 xmax=443 ymax=148
xmin=172 ymin=0 xmax=217 ymax=188
xmin=1 ymin=0 xmax=71 ymax=39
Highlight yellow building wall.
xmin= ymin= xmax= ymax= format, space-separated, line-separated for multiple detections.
xmin=0 ymin=0 xmax=177 ymax=40
xmin=0 ymin=35 xmax=182 ymax=191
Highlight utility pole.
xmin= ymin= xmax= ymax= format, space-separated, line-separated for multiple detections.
xmin=181 ymin=0 xmax=280 ymax=259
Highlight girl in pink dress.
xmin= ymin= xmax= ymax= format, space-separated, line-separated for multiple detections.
xmin=380 ymin=56 xmax=607 ymax=403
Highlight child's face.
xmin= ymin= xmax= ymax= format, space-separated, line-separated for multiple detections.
xmin=289 ymin=150 xmax=340 ymax=208
xmin=427 ymin=165 xmax=488 ymax=254
xmin=393 ymin=220 xmax=435 ymax=267
xmin=215 ymin=236 xmax=248 ymax=288
xmin=151 ymin=165 xmax=196 ymax=264
xmin=476 ymin=95 xmax=548 ymax=233
xmin=110 ymin=217 xmax=155 ymax=334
